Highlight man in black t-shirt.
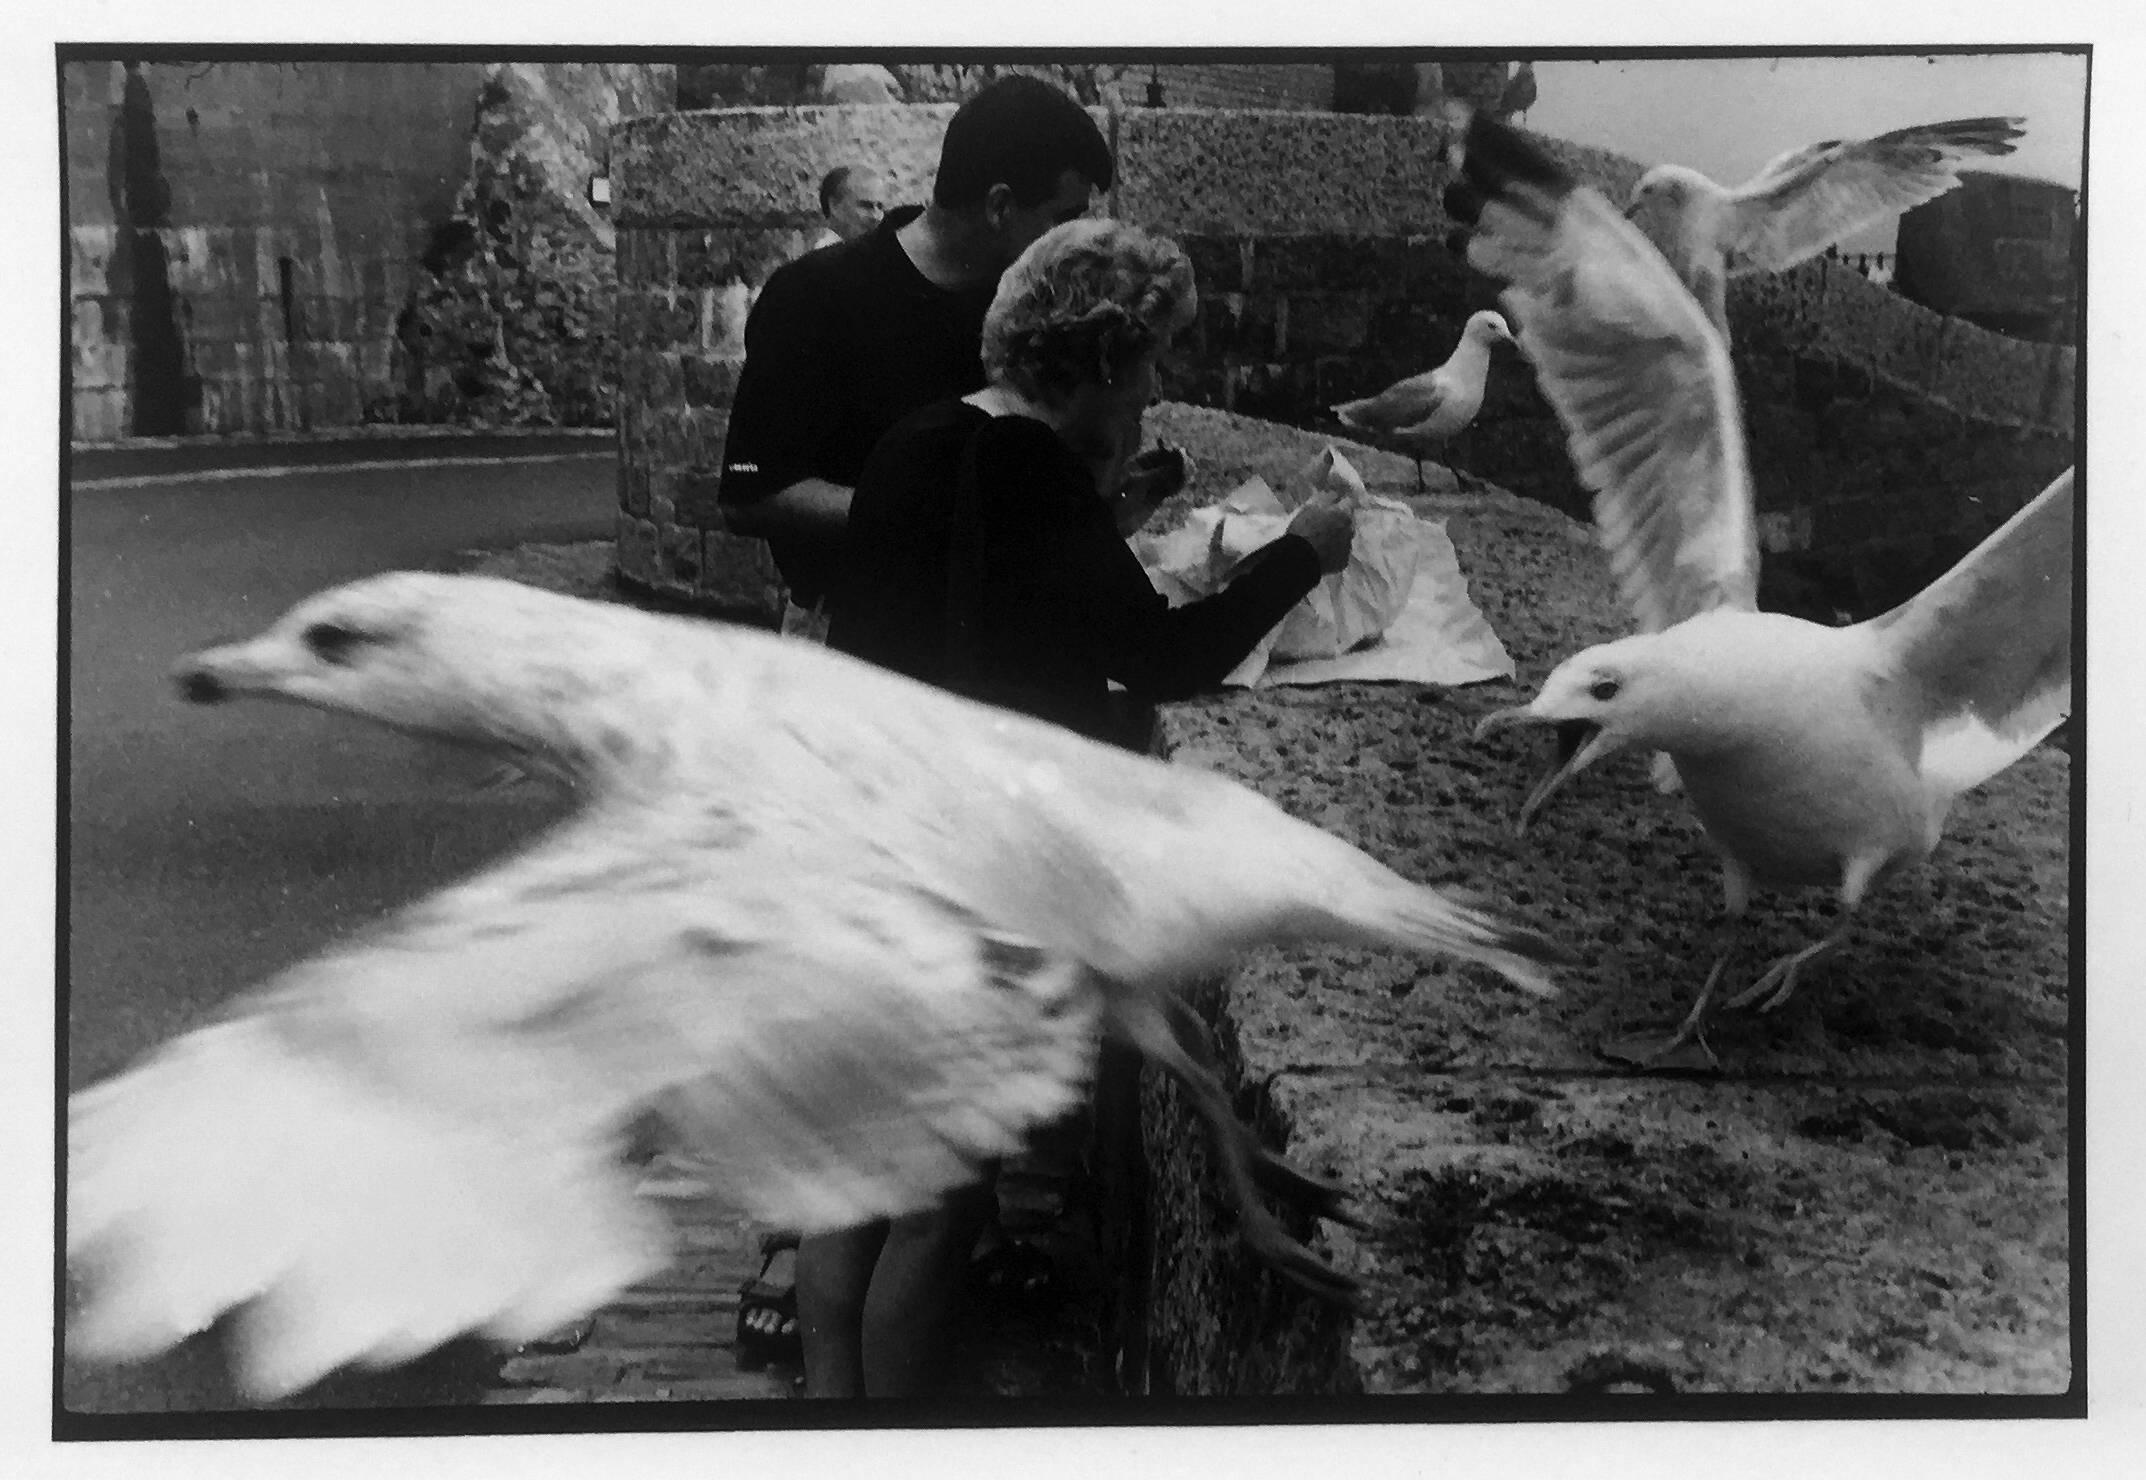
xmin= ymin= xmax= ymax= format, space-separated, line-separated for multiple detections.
xmin=718 ymin=75 xmax=1115 ymax=627
xmin=713 ymin=76 xmax=1114 ymax=1399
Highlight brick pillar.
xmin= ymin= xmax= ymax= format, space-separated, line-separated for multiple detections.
xmin=608 ymin=104 xmax=957 ymax=622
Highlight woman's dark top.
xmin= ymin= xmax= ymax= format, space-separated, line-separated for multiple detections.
xmin=827 ymin=399 xmax=1324 ymax=744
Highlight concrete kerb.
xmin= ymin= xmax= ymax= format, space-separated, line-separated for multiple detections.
xmin=67 ymin=426 xmax=618 ymax=487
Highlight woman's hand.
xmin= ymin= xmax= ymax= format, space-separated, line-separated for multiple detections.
xmin=1109 ymin=443 xmax=1190 ymax=537
xmin=1284 ymin=489 xmax=1357 ymax=575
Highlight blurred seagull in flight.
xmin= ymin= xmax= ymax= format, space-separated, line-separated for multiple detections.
xmin=68 ymin=573 xmax=1570 ymax=1396
xmin=1621 ymin=115 xmax=2026 ymax=338
xmin=1333 ymin=309 xmax=1517 ymax=491
xmin=1452 ymin=113 xmax=2072 ymax=1070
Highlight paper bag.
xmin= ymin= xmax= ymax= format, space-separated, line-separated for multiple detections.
xmin=1131 ymin=445 xmax=1514 ymax=688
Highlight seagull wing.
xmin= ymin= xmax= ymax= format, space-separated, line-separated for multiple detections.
xmin=1460 ymin=112 xmax=1758 ymax=631
xmin=1335 ymin=369 xmax=1449 ymax=433
xmin=1860 ymin=468 xmax=2073 ymax=798
xmin=1722 ymin=116 xmax=2026 ymax=275
xmin=66 ymin=811 xmax=1099 ymax=1400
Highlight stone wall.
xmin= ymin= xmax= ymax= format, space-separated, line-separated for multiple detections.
xmin=389 ymin=63 xmax=674 ymax=427
xmin=614 ymin=105 xmax=2072 ymax=625
xmin=65 ymin=59 xmax=670 ymax=441
xmin=1895 ymin=171 xmax=2078 ymax=343
xmin=610 ymin=103 xmax=990 ymax=613
xmin=67 ymin=60 xmax=486 ymax=440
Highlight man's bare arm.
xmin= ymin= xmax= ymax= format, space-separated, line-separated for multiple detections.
xmin=721 ymin=478 xmax=855 ymax=540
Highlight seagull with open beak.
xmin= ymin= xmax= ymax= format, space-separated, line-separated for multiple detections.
xmin=1452 ymin=111 xmax=2073 ymax=1072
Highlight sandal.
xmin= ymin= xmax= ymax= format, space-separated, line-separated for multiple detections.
xmin=735 ymin=1232 xmax=802 ymax=1370
xmin=967 ymin=1238 xmax=1061 ymax=1319
xmin=515 ymin=1313 xmax=595 ymax=1357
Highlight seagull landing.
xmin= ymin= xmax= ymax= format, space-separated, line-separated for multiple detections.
xmin=1454 ymin=111 xmax=2071 ymax=1072
xmin=1333 ymin=309 xmax=1517 ymax=491
xmin=1622 ymin=115 xmax=2025 ymax=339
xmin=68 ymin=572 xmax=1573 ymax=1396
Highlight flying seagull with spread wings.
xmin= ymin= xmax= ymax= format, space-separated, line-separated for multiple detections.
xmin=1621 ymin=115 xmax=2026 ymax=337
xmin=1333 ymin=309 xmax=1517 ymax=491
xmin=1451 ymin=112 xmax=2071 ymax=1070
xmin=68 ymin=572 xmax=1568 ymax=1397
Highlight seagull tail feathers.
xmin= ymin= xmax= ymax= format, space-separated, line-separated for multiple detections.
xmin=66 ymin=1022 xmax=670 ymax=1401
xmin=1339 ymin=876 xmax=1572 ymax=999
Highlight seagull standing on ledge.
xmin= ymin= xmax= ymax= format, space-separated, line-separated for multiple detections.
xmin=1451 ymin=113 xmax=2072 ymax=1071
xmin=1333 ymin=309 xmax=1517 ymax=491
xmin=1621 ymin=115 xmax=2026 ymax=338
xmin=67 ymin=572 xmax=1570 ymax=1397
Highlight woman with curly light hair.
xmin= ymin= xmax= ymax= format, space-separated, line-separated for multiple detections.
xmin=807 ymin=219 xmax=1351 ymax=1402
xmin=829 ymin=217 xmax=1354 ymax=744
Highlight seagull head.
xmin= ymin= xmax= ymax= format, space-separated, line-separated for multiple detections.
xmin=1623 ymin=164 xmax=1714 ymax=247
xmin=171 ymin=572 xmax=638 ymax=783
xmin=1463 ymin=309 xmax=1519 ymax=351
xmin=1472 ymin=635 xmax=1675 ymax=833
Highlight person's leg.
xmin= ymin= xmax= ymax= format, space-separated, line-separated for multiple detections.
xmin=795 ymin=1220 xmax=890 ymax=1398
xmin=858 ymin=1175 xmax=999 ymax=1398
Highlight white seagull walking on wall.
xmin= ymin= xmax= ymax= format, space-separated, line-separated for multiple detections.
xmin=1333 ymin=309 xmax=1517 ymax=491
xmin=1621 ymin=114 xmax=2026 ymax=338
xmin=1452 ymin=113 xmax=2072 ymax=1071
xmin=68 ymin=573 xmax=1569 ymax=1397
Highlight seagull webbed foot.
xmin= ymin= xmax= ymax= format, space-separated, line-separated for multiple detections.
xmin=1598 ymin=1026 xmax=1722 ymax=1075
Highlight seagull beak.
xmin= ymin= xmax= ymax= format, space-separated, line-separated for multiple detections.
xmin=1471 ymin=705 xmax=1534 ymax=742
xmin=171 ymin=639 xmax=288 ymax=704
xmin=1474 ymin=708 xmax=1619 ymax=836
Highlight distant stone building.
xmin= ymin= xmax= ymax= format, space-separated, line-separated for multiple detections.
xmin=1893 ymin=171 xmax=2078 ymax=343
xmin=67 ymin=59 xmax=673 ymax=440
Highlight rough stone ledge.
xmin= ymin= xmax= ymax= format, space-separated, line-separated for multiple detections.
xmin=1129 ymin=447 xmax=2070 ymax=1397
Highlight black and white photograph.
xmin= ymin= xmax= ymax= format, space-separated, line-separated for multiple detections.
xmin=13 ymin=3 xmax=2136 ymax=1476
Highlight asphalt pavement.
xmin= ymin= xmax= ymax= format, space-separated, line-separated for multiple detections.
xmin=60 ymin=435 xmax=1115 ymax=1425
xmin=62 ymin=437 xmax=616 ymax=1417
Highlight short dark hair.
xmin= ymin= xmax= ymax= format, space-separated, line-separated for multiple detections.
xmin=818 ymin=166 xmax=854 ymax=216
xmin=931 ymin=75 xmax=1114 ymax=211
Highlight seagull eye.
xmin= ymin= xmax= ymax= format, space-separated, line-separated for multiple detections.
xmin=302 ymin=622 xmax=367 ymax=665
xmin=1589 ymin=678 xmax=1620 ymax=702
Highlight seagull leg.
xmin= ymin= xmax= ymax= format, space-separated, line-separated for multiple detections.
xmin=1110 ymin=991 xmax=1363 ymax=1306
xmin=1159 ymin=993 xmax=1364 ymax=1230
xmin=1727 ymin=915 xmax=1853 ymax=1013
xmin=1600 ymin=944 xmax=1730 ymax=1073
xmin=1601 ymin=858 xmax=1750 ymax=1073
xmin=1728 ymin=860 xmax=1880 ymax=1014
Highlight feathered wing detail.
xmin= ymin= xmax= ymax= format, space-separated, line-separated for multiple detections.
xmin=66 ymin=815 xmax=1101 ymax=1399
xmin=1334 ymin=370 xmax=1451 ymax=434
xmin=1862 ymin=468 xmax=2074 ymax=798
xmin=930 ymin=751 xmax=1572 ymax=998
xmin=653 ymin=875 xmax=1102 ymax=1235
xmin=67 ymin=1018 xmax=672 ymax=1400
xmin=1722 ymin=116 xmax=2026 ymax=275
xmin=1459 ymin=112 xmax=1759 ymax=631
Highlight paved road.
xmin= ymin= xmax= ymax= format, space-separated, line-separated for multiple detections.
xmin=63 ymin=442 xmax=617 ymax=1418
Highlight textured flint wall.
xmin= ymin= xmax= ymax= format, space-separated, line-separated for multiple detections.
xmin=613 ymin=106 xmax=2072 ymax=624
